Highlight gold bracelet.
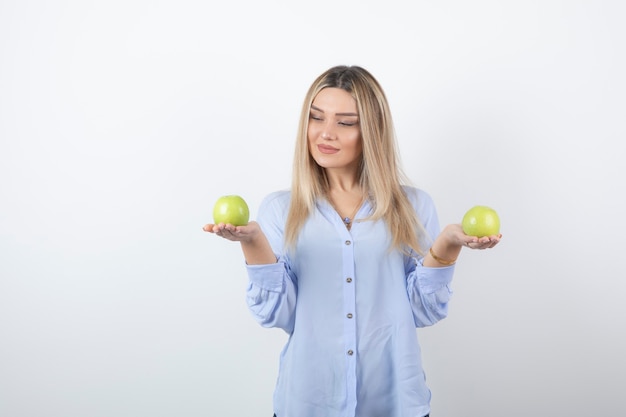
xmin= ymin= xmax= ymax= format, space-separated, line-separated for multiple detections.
xmin=429 ymin=247 xmax=457 ymax=266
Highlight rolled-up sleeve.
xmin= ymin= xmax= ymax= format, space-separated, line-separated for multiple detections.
xmin=407 ymin=263 xmax=454 ymax=327
xmin=246 ymin=259 xmax=297 ymax=333
xmin=244 ymin=191 xmax=297 ymax=333
xmin=404 ymin=186 xmax=455 ymax=327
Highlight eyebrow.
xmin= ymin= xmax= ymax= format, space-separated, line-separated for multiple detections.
xmin=310 ymin=104 xmax=358 ymax=117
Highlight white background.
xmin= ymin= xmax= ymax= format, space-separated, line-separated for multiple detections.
xmin=1 ymin=1 xmax=625 ymax=416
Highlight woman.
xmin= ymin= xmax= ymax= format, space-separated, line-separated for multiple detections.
xmin=204 ymin=65 xmax=501 ymax=417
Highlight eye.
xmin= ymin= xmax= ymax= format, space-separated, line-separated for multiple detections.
xmin=338 ymin=120 xmax=358 ymax=127
xmin=309 ymin=113 xmax=323 ymax=121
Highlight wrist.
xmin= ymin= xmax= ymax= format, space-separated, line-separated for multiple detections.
xmin=428 ymin=246 xmax=457 ymax=266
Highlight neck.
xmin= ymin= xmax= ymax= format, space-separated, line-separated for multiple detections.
xmin=325 ymin=167 xmax=360 ymax=194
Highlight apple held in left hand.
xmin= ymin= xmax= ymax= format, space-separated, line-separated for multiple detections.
xmin=213 ymin=195 xmax=250 ymax=226
xmin=457 ymin=205 xmax=502 ymax=250
xmin=462 ymin=205 xmax=500 ymax=238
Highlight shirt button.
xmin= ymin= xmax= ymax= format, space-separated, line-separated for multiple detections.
xmin=347 ymin=350 xmax=354 ymax=356
xmin=345 ymin=240 xmax=351 ymax=245
xmin=347 ymin=313 xmax=353 ymax=319
xmin=346 ymin=277 xmax=352 ymax=283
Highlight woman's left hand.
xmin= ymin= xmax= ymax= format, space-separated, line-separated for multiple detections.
xmin=425 ymin=224 xmax=502 ymax=267
xmin=443 ymin=224 xmax=502 ymax=250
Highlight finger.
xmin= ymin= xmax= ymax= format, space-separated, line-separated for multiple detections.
xmin=220 ymin=225 xmax=242 ymax=240
xmin=214 ymin=223 xmax=228 ymax=237
xmin=487 ymin=234 xmax=502 ymax=248
xmin=488 ymin=239 xmax=500 ymax=248
xmin=465 ymin=239 xmax=478 ymax=248
xmin=222 ymin=224 xmax=238 ymax=234
xmin=480 ymin=238 xmax=500 ymax=249
xmin=467 ymin=241 xmax=488 ymax=250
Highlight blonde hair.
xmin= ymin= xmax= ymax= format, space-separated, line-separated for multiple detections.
xmin=285 ymin=65 xmax=428 ymax=255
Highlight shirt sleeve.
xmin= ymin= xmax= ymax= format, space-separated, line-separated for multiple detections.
xmin=404 ymin=187 xmax=455 ymax=327
xmin=406 ymin=261 xmax=454 ymax=327
xmin=244 ymin=191 xmax=297 ymax=333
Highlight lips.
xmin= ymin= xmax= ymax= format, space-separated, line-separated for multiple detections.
xmin=317 ymin=144 xmax=339 ymax=154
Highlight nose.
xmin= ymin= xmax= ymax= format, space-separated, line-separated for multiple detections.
xmin=321 ymin=122 xmax=336 ymax=140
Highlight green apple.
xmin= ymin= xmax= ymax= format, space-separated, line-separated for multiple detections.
xmin=462 ymin=205 xmax=500 ymax=237
xmin=213 ymin=195 xmax=250 ymax=226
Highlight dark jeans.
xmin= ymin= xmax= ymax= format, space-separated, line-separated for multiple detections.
xmin=273 ymin=415 xmax=429 ymax=417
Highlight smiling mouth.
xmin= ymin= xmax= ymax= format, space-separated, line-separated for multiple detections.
xmin=317 ymin=144 xmax=339 ymax=154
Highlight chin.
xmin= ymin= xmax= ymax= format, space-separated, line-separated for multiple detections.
xmin=313 ymin=155 xmax=341 ymax=168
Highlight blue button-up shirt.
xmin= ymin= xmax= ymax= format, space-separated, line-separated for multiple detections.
xmin=246 ymin=186 xmax=454 ymax=417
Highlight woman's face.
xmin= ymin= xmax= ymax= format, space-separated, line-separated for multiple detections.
xmin=308 ymin=87 xmax=362 ymax=171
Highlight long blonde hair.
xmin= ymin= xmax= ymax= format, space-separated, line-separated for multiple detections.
xmin=285 ymin=65 xmax=428 ymax=255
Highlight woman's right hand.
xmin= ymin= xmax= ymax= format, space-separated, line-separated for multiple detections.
xmin=203 ymin=221 xmax=277 ymax=265
xmin=202 ymin=221 xmax=263 ymax=243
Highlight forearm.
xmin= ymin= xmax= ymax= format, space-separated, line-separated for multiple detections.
xmin=423 ymin=224 xmax=463 ymax=267
xmin=241 ymin=232 xmax=277 ymax=265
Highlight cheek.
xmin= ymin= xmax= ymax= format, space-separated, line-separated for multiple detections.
xmin=307 ymin=129 xmax=315 ymax=150
xmin=307 ymin=123 xmax=320 ymax=141
xmin=349 ymin=134 xmax=363 ymax=153
xmin=307 ymin=128 xmax=318 ymax=153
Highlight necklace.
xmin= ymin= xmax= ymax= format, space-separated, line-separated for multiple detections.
xmin=329 ymin=195 xmax=365 ymax=230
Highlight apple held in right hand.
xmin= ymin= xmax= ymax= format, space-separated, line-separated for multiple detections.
xmin=213 ymin=195 xmax=250 ymax=226
xmin=462 ymin=205 xmax=500 ymax=237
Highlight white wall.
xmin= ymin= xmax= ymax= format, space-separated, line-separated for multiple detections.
xmin=1 ymin=1 xmax=624 ymax=416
